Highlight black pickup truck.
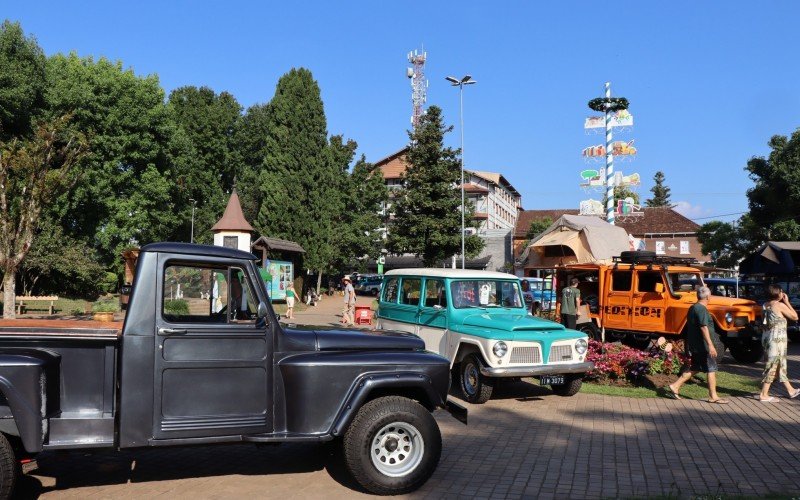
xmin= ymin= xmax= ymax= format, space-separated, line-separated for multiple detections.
xmin=0 ymin=243 xmax=465 ymax=497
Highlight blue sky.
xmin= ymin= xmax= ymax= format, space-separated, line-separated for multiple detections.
xmin=6 ymin=1 xmax=800 ymax=222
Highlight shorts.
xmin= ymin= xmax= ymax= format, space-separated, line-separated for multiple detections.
xmin=561 ymin=314 xmax=577 ymax=329
xmin=286 ymin=297 xmax=295 ymax=308
xmin=683 ymin=352 xmax=717 ymax=373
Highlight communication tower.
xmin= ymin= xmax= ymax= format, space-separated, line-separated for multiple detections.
xmin=406 ymin=48 xmax=428 ymax=128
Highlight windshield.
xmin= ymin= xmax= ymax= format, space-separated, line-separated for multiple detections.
xmin=450 ymin=280 xmax=524 ymax=309
xmin=669 ymin=272 xmax=704 ymax=293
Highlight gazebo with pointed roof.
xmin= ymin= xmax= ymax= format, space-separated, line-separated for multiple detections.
xmin=212 ymin=190 xmax=254 ymax=252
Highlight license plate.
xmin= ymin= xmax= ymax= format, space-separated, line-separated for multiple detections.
xmin=540 ymin=375 xmax=565 ymax=385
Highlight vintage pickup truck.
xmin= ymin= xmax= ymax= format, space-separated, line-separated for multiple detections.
xmin=0 ymin=243 xmax=465 ymax=498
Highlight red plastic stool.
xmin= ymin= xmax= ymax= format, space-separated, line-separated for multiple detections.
xmin=354 ymin=305 xmax=373 ymax=325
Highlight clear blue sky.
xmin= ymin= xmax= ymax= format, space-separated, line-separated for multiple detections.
xmin=7 ymin=1 xmax=800 ymax=223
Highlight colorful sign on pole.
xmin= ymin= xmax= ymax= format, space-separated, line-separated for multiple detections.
xmin=265 ymin=260 xmax=293 ymax=301
xmin=584 ymin=110 xmax=633 ymax=129
xmin=582 ymin=140 xmax=637 ymax=158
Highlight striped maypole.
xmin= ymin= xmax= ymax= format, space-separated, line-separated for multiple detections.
xmin=604 ymin=82 xmax=615 ymax=225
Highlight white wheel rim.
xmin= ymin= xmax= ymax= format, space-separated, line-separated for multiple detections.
xmin=370 ymin=421 xmax=425 ymax=477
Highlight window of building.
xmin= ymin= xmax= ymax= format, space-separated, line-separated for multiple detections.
xmin=223 ymin=236 xmax=238 ymax=249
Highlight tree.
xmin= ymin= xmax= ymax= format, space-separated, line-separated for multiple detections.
xmin=746 ymin=130 xmax=800 ymax=238
xmin=388 ymin=106 xmax=483 ymax=265
xmin=234 ymin=103 xmax=271 ymax=222
xmin=0 ymin=21 xmax=46 ymax=139
xmin=602 ymin=185 xmax=640 ymax=208
xmin=254 ymin=68 xmax=333 ymax=275
xmin=0 ymin=116 xmax=87 ymax=317
xmin=697 ymin=215 xmax=765 ymax=269
xmin=525 ymin=217 xmax=552 ymax=240
xmin=645 ymin=171 xmax=672 ymax=207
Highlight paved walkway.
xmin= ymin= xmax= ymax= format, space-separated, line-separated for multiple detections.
xmin=17 ymin=303 xmax=800 ymax=499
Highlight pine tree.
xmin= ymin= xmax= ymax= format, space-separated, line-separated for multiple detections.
xmin=645 ymin=171 xmax=672 ymax=207
xmin=388 ymin=106 xmax=483 ymax=266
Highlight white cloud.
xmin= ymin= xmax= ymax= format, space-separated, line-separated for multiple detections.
xmin=672 ymin=201 xmax=712 ymax=220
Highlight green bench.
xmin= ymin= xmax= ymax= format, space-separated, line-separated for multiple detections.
xmin=15 ymin=296 xmax=58 ymax=315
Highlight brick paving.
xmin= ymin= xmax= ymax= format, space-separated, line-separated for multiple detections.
xmin=16 ymin=300 xmax=800 ymax=499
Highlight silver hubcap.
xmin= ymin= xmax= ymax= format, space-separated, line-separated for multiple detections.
xmin=463 ymin=363 xmax=478 ymax=396
xmin=370 ymin=422 xmax=425 ymax=477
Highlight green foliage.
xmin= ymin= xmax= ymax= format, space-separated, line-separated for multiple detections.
xmin=92 ymin=298 xmax=118 ymax=313
xmin=388 ymin=106 xmax=483 ymax=265
xmin=645 ymin=171 xmax=672 ymax=207
xmin=164 ymin=298 xmax=189 ymax=316
xmin=0 ymin=21 xmax=46 ymax=139
xmin=525 ymin=217 xmax=552 ymax=240
xmin=697 ymin=215 xmax=765 ymax=269
xmin=746 ymin=129 xmax=800 ymax=236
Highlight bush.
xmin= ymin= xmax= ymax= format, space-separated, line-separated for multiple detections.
xmin=164 ymin=299 xmax=189 ymax=316
xmin=585 ymin=338 xmax=688 ymax=383
xmin=93 ymin=299 xmax=118 ymax=313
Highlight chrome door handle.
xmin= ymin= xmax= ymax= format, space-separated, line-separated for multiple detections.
xmin=158 ymin=328 xmax=187 ymax=336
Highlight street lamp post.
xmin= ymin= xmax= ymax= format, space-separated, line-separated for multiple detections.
xmin=446 ymin=74 xmax=476 ymax=269
xmin=189 ymin=198 xmax=197 ymax=243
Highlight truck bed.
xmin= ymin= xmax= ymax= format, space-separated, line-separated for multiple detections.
xmin=0 ymin=318 xmax=122 ymax=339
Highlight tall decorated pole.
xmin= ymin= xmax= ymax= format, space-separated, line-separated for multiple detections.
xmin=588 ymin=84 xmax=629 ymax=226
xmin=604 ymin=82 xmax=614 ymax=224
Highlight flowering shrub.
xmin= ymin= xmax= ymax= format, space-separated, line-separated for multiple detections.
xmin=584 ymin=337 xmax=689 ymax=383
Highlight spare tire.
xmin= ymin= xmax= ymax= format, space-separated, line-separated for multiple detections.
xmin=619 ymin=251 xmax=656 ymax=264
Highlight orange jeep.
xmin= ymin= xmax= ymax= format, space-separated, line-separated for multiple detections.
xmin=555 ymin=252 xmax=763 ymax=363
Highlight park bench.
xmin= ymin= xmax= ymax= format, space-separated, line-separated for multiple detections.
xmin=15 ymin=296 xmax=59 ymax=315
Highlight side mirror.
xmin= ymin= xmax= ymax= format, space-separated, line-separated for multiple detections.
xmin=654 ymin=283 xmax=665 ymax=293
xmin=257 ymin=302 xmax=269 ymax=319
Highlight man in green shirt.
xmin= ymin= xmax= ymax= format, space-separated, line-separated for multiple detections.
xmin=667 ymin=285 xmax=729 ymax=404
xmin=560 ymin=277 xmax=581 ymax=329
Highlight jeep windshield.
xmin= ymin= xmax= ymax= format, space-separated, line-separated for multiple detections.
xmin=668 ymin=272 xmax=704 ymax=294
xmin=450 ymin=279 xmax=525 ymax=309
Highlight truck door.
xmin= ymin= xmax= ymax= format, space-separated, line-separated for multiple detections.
xmin=632 ymin=270 xmax=668 ymax=333
xmin=417 ymin=278 xmax=449 ymax=355
xmin=153 ymin=259 xmax=271 ymax=439
xmin=604 ymin=269 xmax=633 ymax=330
xmin=381 ymin=277 xmax=421 ymax=335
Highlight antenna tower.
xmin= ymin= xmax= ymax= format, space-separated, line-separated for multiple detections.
xmin=406 ymin=48 xmax=428 ymax=128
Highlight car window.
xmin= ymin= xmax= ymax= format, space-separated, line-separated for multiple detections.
xmin=611 ymin=271 xmax=632 ymax=292
xmin=636 ymin=271 xmax=664 ymax=293
xmin=163 ymin=264 xmax=258 ymax=324
xmin=423 ymin=279 xmax=447 ymax=308
xmin=400 ymin=278 xmax=421 ymax=306
xmin=450 ymin=280 xmax=523 ymax=309
xmin=382 ymin=277 xmax=399 ymax=303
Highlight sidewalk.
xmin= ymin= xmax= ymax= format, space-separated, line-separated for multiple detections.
xmin=283 ymin=291 xmax=376 ymax=327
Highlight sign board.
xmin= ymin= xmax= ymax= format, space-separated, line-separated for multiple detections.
xmin=584 ymin=110 xmax=634 ymax=129
xmin=582 ymin=140 xmax=637 ymax=158
xmin=265 ymin=260 xmax=293 ymax=301
xmin=580 ymin=199 xmax=605 ymax=216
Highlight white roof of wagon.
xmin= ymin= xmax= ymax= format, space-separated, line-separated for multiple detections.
xmin=385 ymin=268 xmax=518 ymax=280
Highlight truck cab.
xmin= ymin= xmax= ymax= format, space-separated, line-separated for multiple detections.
xmin=0 ymin=243 xmax=465 ymax=498
xmin=557 ymin=252 xmax=763 ymax=363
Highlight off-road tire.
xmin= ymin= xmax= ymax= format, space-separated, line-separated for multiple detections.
xmin=343 ymin=396 xmax=441 ymax=495
xmin=577 ymin=323 xmax=600 ymax=341
xmin=623 ymin=333 xmax=652 ymax=351
xmin=729 ymin=340 xmax=764 ymax=364
xmin=459 ymin=354 xmax=494 ymax=404
xmin=0 ymin=433 xmax=18 ymax=500
xmin=711 ymin=332 xmax=727 ymax=363
xmin=551 ymin=375 xmax=582 ymax=397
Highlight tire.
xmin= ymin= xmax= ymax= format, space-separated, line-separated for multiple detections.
xmin=551 ymin=375 xmax=582 ymax=397
xmin=729 ymin=340 xmax=764 ymax=364
xmin=459 ymin=354 xmax=494 ymax=404
xmin=343 ymin=396 xmax=441 ymax=495
xmin=623 ymin=333 xmax=652 ymax=351
xmin=711 ymin=332 xmax=727 ymax=363
xmin=0 ymin=434 xmax=18 ymax=500
xmin=619 ymin=250 xmax=656 ymax=264
xmin=577 ymin=323 xmax=601 ymax=341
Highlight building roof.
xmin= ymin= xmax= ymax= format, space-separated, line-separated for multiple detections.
xmin=251 ymin=236 xmax=306 ymax=254
xmin=211 ymin=191 xmax=254 ymax=233
xmin=385 ymin=268 xmax=517 ymax=279
xmin=375 ymin=147 xmax=409 ymax=180
xmin=515 ymin=207 xmax=700 ymax=238
xmin=469 ymin=170 xmax=522 ymax=198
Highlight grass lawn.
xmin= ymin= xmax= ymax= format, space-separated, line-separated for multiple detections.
xmin=582 ymin=371 xmax=761 ymax=400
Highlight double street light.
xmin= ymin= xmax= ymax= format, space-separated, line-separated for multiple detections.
xmin=446 ymin=75 xmax=476 ymax=269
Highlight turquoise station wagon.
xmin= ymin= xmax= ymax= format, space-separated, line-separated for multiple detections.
xmin=376 ymin=269 xmax=594 ymax=404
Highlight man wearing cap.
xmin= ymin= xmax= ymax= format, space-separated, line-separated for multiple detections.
xmin=342 ymin=276 xmax=356 ymax=326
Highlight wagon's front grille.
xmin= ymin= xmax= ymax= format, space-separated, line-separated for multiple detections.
xmin=548 ymin=345 xmax=573 ymax=362
xmin=510 ymin=346 xmax=541 ymax=364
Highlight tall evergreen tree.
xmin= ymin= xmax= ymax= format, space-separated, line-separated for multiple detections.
xmin=645 ymin=171 xmax=672 ymax=207
xmin=388 ymin=106 xmax=483 ymax=265
xmin=255 ymin=68 xmax=332 ymax=274
xmin=234 ymin=103 xmax=270 ymax=222
xmin=0 ymin=21 xmax=46 ymax=139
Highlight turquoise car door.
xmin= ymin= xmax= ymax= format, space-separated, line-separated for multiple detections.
xmin=417 ymin=278 xmax=449 ymax=355
xmin=378 ymin=276 xmax=420 ymax=334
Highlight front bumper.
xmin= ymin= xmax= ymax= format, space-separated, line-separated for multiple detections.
xmin=721 ymin=322 xmax=761 ymax=340
xmin=479 ymin=361 xmax=594 ymax=378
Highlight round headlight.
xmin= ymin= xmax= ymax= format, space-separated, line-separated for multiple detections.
xmin=493 ymin=341 xmax=508 ymax=357
xmin=725 ymin=312 xmax=733 ymax=324
xmin=575 ymin=338 xmax=588 ymax=355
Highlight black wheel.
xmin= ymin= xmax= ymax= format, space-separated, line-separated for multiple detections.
xmin=0 ymin=434 xmax=18 ymax=500
xmin=577 ymin=323 xmax=600 ymax=341
xmin=459 ymin=354 xmax=494 ymax=404
xmin=623 ymin=333 xmax=652 ymax=351
xmin=343 ymin=396 xmax=441 ymax=495
xmin=729 ymin=340 xmax=764 ymax=364
xmin=550 ymin=375 xmax=582 ymax=397
xmin=711 ymin=332 xmax=727 ymax=363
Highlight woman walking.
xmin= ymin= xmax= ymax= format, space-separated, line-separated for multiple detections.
xmin=758 ymin=285 xmax=800 ymax=402
xmin=285 ymin=283 xmax=298 ymax=320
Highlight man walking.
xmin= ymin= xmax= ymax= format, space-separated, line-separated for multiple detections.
xmin=341 ymin=276 xmax=356 ymax=326
xmin=667 ymin=285 xmax=729 ymax=404
xmin=560 ymin=277 xmax=581 ymax=329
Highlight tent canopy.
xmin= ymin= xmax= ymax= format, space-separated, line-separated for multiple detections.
xmin=519 ymin=215 xmax=630 ymax=268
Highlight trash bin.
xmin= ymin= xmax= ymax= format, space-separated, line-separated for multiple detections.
xmin=354 ymin=305 xmax=373 ymax=325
